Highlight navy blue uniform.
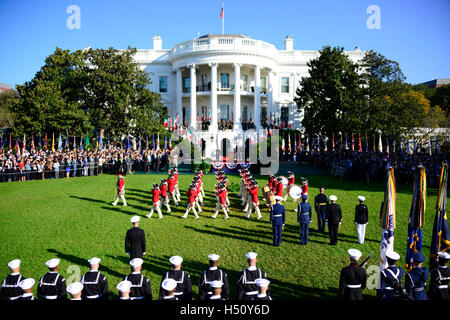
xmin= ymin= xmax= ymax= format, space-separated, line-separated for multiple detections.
xmin=297 ymin=202 xmax=312 ymax=245
xmin=270 ymin=203 xmax=285 ymax=247
xmin=405 ymin=267 xmax=428 ymax=300
xmin=380 ymin=266 xmax=404 ymax=300
xmin=314 ymin=193 xmax=328 ymax=232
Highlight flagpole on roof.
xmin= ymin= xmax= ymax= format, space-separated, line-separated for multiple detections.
xmin=221 ymin=1 xmax=224 ymax=35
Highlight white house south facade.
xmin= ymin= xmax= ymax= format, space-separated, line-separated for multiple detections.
xmin=132 ymin=34 xmax=365 ymax=160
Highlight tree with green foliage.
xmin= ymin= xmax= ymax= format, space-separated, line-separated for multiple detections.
xmin=0 ymin=90 xmax=18 ymax=130
xmin=294 ymin=46 xmax=366 ymax=137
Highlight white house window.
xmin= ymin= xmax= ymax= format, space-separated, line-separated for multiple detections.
xmin=260 ymin=77 xmax=267 ymax=93
xmin=159 ymin=76 xmax=168 ymax=93
xmin=220 ymin=104 xmax=229 ymax=121
xmin=240 ymin=75 xmax=248 ymax=91
xmin=182 ymin=77 xmax=190 ymax=93
xmin=281 ymin=77 xmax=289 ymax=93
xmin=220 ymin=73 xmax=229 ymax=90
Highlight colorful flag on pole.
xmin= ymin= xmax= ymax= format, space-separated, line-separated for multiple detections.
xmin=15 ymin=138 xmax=20 ymax=155
xmin=378 ymin=134 xmax=383 ymax=152
xmin=386 ymin=136 xmax=390 ymax=155
xmin=430 ymin=163 xmax=449 ymax=269
xmin=9 ymin=133 xmax=12 ymax=151
xmin=378 ymin=167 xmax=397 ymax=288
xmin=332 ymin=134 xmax=335 ymax=151
xmin=44 ymin=134 xmax=48 ymax=150
xmin=52 ymin=132 xmax=55 ymax=152
xmin=85 ymin=134 xmax=90 ymax=149
xmin=351 ymin=134 xmax=355 ymax=151
xmin=31 ymin=135 xmax=35 ymax=152
xmin=152 ymin=134 xmax=155 ymax=150
xmin=405 ymin=166 xmax=427 ymax=271
xmin=80 ymin=135 xmax=83 ymax=151
xmin=126 ymin=136 xmax=130 ymax=150
xmin=38 ymin=136 xmax=42 ymax=150
xmin=164 ymin=133 xmax=167 ymax=149
xmin=22 ymin=134 xmax=26 ymax=154
xmin=358 ymin=134 xmax=362 ymax=152
xmin=99 ymin=136 xmax=103 ymax=151
xmin=345 ymin=135 xmax=348 ymax=150
xmin=58 ymin=133 xmax=62 ymax=151
xmin=324 ymin=136 xmax=328 ymax=152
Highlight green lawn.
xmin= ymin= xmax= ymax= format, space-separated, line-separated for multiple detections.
xmin=0 ymin=169 xmax=444 ymax=300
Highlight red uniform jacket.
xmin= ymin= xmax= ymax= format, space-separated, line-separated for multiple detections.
xmin=117 ymin=177 xmax=125 ymax=193
xmin=250 ymin=186 xmax=259 ymax=204
xmin=150 ymin=188 xmax=161 ymax=203
xmin=160 ymin=184 xmax=168 ymax=198
xmin=275 ymin=182 xmax=284 ymax=197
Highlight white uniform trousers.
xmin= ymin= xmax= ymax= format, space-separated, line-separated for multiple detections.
xmin=212 ymin=203 xmax=229 ymax=219
xmin=112 ymin=192 xmax=127 ymax=206
xmin=183 ymin=203 xmax=199 ymax=219
xmin=245 ymin=201 xmax=262 ymax=219
xmin=355 ymin=222 xmax=367 ymax=244
xmin=147 ymin=200 xmax=163 ymax=219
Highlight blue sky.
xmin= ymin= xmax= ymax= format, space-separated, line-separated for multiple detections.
xmin=1 ymin=0 xmax=449 ymax=87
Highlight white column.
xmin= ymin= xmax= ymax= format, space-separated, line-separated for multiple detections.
xmin=268 ymin=69 xmax=274 ymax=123
xmin=234 ymin=63 xmax=242 ymax=130
xmin=176 ymin=67 xmax=182 ymax=127
xmin=189 ymin=64 xmax=196 ymax=129
xmin=209 ymin=63 xmax=218 ymax=132
xmin=254 ymin=65 xmax=261 ymax=129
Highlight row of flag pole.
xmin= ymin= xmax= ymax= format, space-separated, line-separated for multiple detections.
xmin=377 ymin=162 xmax=449 ymax=288
xmin=0 ymin=132 xmax=172 ymax=155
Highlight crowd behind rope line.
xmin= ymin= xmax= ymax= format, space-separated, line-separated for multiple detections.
xmin=0 ymin=146 xmax=176 ymax=183
xmin=280 ymin=148 xmax=447 ymax=188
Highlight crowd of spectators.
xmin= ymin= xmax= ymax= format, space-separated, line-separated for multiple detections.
xmin=0 ymin=146 xmax=174 ymax=183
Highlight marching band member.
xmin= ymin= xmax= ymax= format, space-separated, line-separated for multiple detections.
xmin=147 ymin=183 xmax=163 ymax=219
xmin=112 ymin=171 xmax=127 ymax=207
xmin=167 ymin=173 xmax=179 ymax=206
xmin=283 ymin=171 xmax=295 ymax=201
xmin=212 ymin=182 xmax=229 ymax=219
xmin=182 ymin=185 xmax=200 ymax=219
xmin=160 ymin=179 xmax=172 ymax=213
xmin=245 ymin=181 xmax=262 ymax=220
xmin=275 ymin=176 xmax=284 ymax=199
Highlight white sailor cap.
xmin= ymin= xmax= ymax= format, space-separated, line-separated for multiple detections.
xmin=210 ymin=280 xmax=223 ymax=289
xmin=88 ymin=257 xmax=101 ymax=265
xmin=19 ymin=278 xmax=35 ymax=290
xmin=161 ymin=278 xmax=177 ymax=291
xmin=67 ymin=282 xmax=83 ymax=295
xmin=274 ymin=196 xmax=283 ymax=201
xmin=117 ymin=280 xmax=132 ymax=292
xmin=357 ymin=196 xmax=366 ymax=202
xmin=129 ymin=258 xmax=144 ymax=268
xmin=46 ymin=258 xmax=60 ymax=269
xmin=208 ymin=254 xmax=220 ymax=261
xmin=256 ymin=278 xmax=270 ymax=287
xmin=169 ymin=255 xmax=183 ymax=266
xmin=438 ymin=252 xmax=450 ymax=260
xmin=8 ymin=259 xmax=21 ymax=269
xmin=329 ymin=195 xmax=337 ymax=201
xmin=386 ymin=250 xmax=401 ymax=261
xmin=246 ymin=252 xmax=258 ymax=260
xmin=130 ymin=216 xmax=141 ymax=223
xmin=348 ymin=249 xmax=362 ymax=260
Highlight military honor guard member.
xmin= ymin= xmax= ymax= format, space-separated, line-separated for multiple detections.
xmin=0 ymin=259 xmax=24 ymax=300
xmin=199 ymin=254 xmax=230 ymax=300
xmin=314 ymin=187 xmax=328 ymax=233
xmin=80 ymin=257 xmax=109 ymax=300
xmin=112 ymin=171 xmax=127 ymax=206
xmin=37 ymin=258 xmax=67 ymax=300
xmin=429 ymin=251 xmax=450 ymax=300
xmin=253 ymin=278 xmax=272 ymax=300
xmin=212 ymin=183 xmax=229 ymax=219
xmin=67 ymin=282 xmax=83 ymax=301
xmin=160 ymin=278 xmax=178 ymax=300
xmin=405 ymin=252 xmax=428 ymax=300
xmin=18 ymin=278 xmax=35 ymax=300
xmin=182 ymin=185 xmax=200 ymax=219
xmin=354 ymin=196 xmax=369 ymax=244
xmin=326 ymin=195 xmax=342 ymax=245
xmin=379 ymin=251 xmax=404 ymax=300
xmin=245 ymin=180 xmax=262 ymax=219
xmin=274 ymin=177 xmax=284 ymax=199
xmin=159 ymin=179 xmax=172 ymax=213
xmin=297 ymin=194 xmax=312 ymax=245
xmin=237 ymin=252 xmax=269 ymax=300
xmin=123 ymin=258 xmax=152 ymax=300
xmin=338 ymin=249 xmax=367 ymax=300
xmin=159 ymin=256 xmax=193 ymax=300
xmin=125 ymin=216 xmax=147 ymax=260
xmin=300 ymin=177 xmax=309 ymax=196
xmin=209 ymin=281 xmax=225 ymax=300
xmin=117 ymin=280 xmax=132 ymax=300
xmin=283 ymin=171 xmax=295 ymax=201
xmin=167 ymin=173 xmax=179 ymax=206
xmin=270 ymin=196 xmax=285 ymax=247
xmin=147 ymin=183 xmax=163 ymax=219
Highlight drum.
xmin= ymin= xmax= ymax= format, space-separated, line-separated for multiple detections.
xmin=263 ymin=185 xmax=276 ymax=205
xmin=280 ymin=176 xmax=289 ymax=188
xmin=288 ymin=184 xmax=302 ymax=200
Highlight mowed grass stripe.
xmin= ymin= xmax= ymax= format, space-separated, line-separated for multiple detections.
xmin=0 ymin=172 xmax=445 ymax=300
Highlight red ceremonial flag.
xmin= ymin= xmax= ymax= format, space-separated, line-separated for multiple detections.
xmin=351 ymin=134 xmax=355 ymax=151
xmin=332 ymin=134 xmax=335 ymax=151
xmin=298 ymin=135 xmax=302 ymax=151
xmin=358 ymin=134 xmax=362 ymax=152
xmin=220 ymin=7 xmax=224 ymax=19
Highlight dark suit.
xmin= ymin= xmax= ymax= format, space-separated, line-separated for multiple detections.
xmin=314 ymin=193 xmax=328 ymax=232
xmin=326 ymin=203 xmax=342 ymax=245
xmin=339 ymin=263 xmax=367 ymax=300
xmin=270 ymin=203 xmax=285 ymax=247
xmin=125 ymin=227 xmax=146 ymax=259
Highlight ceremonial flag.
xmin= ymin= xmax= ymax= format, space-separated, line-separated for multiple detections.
xmin=282 ymin=134 xmax=285 ymax=152
xmin=157 ymin=133 xmax=160 ymax=150
xmin=15 ymin=138 xmax=20 ymax=155
xmin=358 ymin=134 xmax=362 ymax=152
xmin=31 ymin=135 xmax=35 ymax=152
xmin=0 ymin=135 xmax=4 ymax=150
xmin=406 ymin=139 xmax=411 ymax=154
xmin=365 ymin=134 xmax=369 ymax=152
xmin=126 ymin=136 xmax=130 ymax=150
xmin=332 ymin=134 xmax=335 ymax=151
xmin=294 ymin=133 xmax=297 ymax=152
xmin=73 ymin=133 xmax=76 ymax=150
xmin=65 ymin=135 xmax=69 ymax=150
xmin=414 ymin=139 xmax=417 ymax=154
xmin=400 ymin=136 xmax=404 ymax=152
xmin=58 ymin=133 xmax=62 ymax=151
xmin=152 ymin=134 xmax=155 ymax=150
xmin=80 ymin=135 xmax=83 ymax=151
xmin=51 ymin=132 xmax=55 ymax=152
xmin=405 ymin=166 xmax=427 ymax=271
xmin=44 ymin=134 xmax=48 ymax=150
xmin=306 ymin=136 xmax=309 ymax=152
xmin=324 ymin=136 xmax=328 ymax=152
xmin=430 ymin=163 xmax=449 ymax=269
xmin=298 ymin=135 xmax=302 ymax=151
xmin=435 ymin=136 xmax=439 ymax=156
xmin=351 ymin=134 xmax=355 ymax=151
xmin=99 ymin=136 xmax=103 ymax=151
xmin=378 ymin=134 xmax=383 ymax=152
xmin=164 ymin=132 xmax=167 ymax=149
xmin=138 ymin=136 xmax=142 ymax=151
xmin=393 ymin=137 xmax=396 ymax=153
xmin=38 ymin=136 xmax=42 ymax=150
xmin=9 ymin=133 xmax=12 ymax=151
xmin=22 ymin=134 xmax=26 ymax=154
xmin=85 ymin=134 xmax=90 ymax=149
xmin=345 ymin=135 xmax=348 ymax=150
xmin=373 ymin=135 xmax=376 ymax=152
xmin=428 ymin=136 xmax=432 ymax=156
xmin=386 ymin=136 xmax=389 ymax=155
xmin=378 ymin=167 xmax=397 ymax=288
